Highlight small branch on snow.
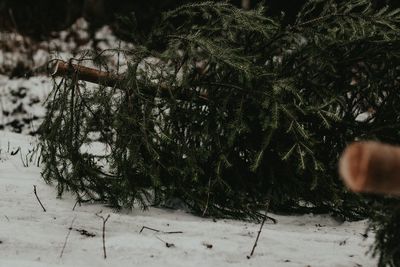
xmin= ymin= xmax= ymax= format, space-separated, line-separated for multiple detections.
xmin=139 ymin=226 xmax=160 ymax=233
xmin=95 ymin=211 xmax=111 ymax=259
xmin=155 ymin=235 xmax=175 ymax=248
xmin=33 ymin=185 xmax=47 ymax=212
xmin=202 ymin=242 xmax=213 ymax=249
xmin=202 ymin=177 xmax=212 ymax=216
xmin=139 ymin=226 xmax=183 ymax=234
xmin=72 ymin=199 xmax=80 ymax=211
xmin=36 ymin=152 xmax=41 ymax=167
xmin=10 ymin=147 xmax=20 ymax=156
xmin=59 ymin=216 xmax=77 ymax=258
xmin=72 ymin=193 xmax=90 ymax=211
xmin=254 ymin=211 xmax=277 ymax=224
xmin=75 ymin=228 xmax=96 ymax=237
xmin=247 ymin=198 xmax=271 ymax=259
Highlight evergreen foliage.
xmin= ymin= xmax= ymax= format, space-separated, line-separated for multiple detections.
xmin=368 ymin=199 xmax=400 ymax=267
xmin=40 ymin=0 xmax=400 ymax=263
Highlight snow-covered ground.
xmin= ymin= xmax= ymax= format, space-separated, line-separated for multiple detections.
xmin=0 ymin=130 xmax=377 ymax=266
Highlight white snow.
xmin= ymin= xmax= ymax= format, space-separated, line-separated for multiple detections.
xmin=0 ymin=130 xmax=377 ymax=266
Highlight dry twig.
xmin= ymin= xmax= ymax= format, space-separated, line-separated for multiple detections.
xmin=139 ymin=226 xmax=183 ymax=234
xmin=95 ymin=211 xmax=111 ymax=259
xmin=155 ymin=235 xmax=175 ymax=248
xmin=247 ymin=199 xmax=271 ymax=259
xmin=59 ymin=216 xmax=77 ymax=258
xmin=33 ymin=185 xmax=46 ymax=212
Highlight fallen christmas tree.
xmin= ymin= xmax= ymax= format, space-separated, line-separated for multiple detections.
xmin=39 ymin=1 xmax=400 ymax=265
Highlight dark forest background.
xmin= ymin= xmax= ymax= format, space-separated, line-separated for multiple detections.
xmin=1 ymin=0 xmax=398 ymax=39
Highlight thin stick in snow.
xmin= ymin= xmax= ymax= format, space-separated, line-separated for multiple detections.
xmin=59 ymin=216 xmax=77 ymax=258
xmin=247 ymin=199 xmax=271 ymax=259
xmin=155 ymin=235 xmax=175 ymax=248
xmin=202 ymin=178 xmax=212 ymax=216
xmin=140 ymin=226 xmax=161 ymax=233
xmin=72 ymin=194 xmax=90 ymax=211
xmin=139 ymin=226 xmax=183 ymax=234
xmin=33 ymin=185 xmax=46 ymax=212
xmin=72 ymin=200 xmax=80 ymax=211
xmin=95 ymin=211 xmax=111 ymax=259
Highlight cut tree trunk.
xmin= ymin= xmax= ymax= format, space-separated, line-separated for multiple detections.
xmin=340 ymin=141 xmax=400 ymax=195
xmin=50 ymin=60 xmax=208 ymax=102
xmin=50 ymin=60 xmax=121 ymax=88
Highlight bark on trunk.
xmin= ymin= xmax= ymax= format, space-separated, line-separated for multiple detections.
xmin=340 ymin=141 xmax=400 ymax=195
xmin=50 ymin=60 xmax=208 ymax=102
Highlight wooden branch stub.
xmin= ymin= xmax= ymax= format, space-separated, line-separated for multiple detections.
xmin=50 ymin=60 xmax=121 ymax=88
xmin=339 ymin=141 xmax=400 ymax=195
xmin=49 ymin=59 xmax=208 ymax=102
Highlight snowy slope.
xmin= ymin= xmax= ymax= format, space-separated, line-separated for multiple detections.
xmin=0 ymin=131 xmax=377 ymax=267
